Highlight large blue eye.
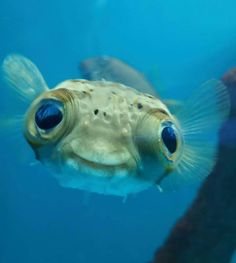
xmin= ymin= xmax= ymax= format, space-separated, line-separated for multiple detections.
xmin=35 ymin=100 xmax=63 ymax=130
xmin=161 ymin=126 xmax=177 ymax=154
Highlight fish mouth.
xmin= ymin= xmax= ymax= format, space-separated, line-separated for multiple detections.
xmin=58 ymin=152 xmax=148 ymax=197
xmin=66 ymin=152 xmax=136 ymax=172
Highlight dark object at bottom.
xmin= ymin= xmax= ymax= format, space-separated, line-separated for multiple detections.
xmin=152 ymin=71 xmax=236 ymax=263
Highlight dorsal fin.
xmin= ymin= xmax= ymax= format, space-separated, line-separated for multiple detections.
xmin=79 ymin=56 xmax=158 ymax=96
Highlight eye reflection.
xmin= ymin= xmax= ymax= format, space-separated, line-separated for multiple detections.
xmin=35 ymin=100 xmax=63 ymax=130
xmin=161 ymin=126 xmax=177 ymax=154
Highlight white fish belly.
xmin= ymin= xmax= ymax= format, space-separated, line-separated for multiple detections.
xmin=52 ymin=159 xmax=152 ymax=196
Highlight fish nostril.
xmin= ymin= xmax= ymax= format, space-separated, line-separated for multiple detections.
xmin=35 ymin=100 xmax=63 ymax=130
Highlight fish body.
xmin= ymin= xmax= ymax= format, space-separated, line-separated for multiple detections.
xmin=1 ymin=55 xmax=230 ymax=196
xmin=24 ymin=79 xmax=172 ymax=195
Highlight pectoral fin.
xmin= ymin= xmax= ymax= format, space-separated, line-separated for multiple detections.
xmin=159 ymin=79 xmax=230 ymax=191
xmin=2 ymin=54 xmax=48 ymax=102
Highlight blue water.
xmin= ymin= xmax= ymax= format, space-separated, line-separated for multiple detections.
xmin=0 ymin=0 xmax=236 ymax=262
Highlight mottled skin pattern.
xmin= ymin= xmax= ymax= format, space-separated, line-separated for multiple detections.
xmin=24 ymin=80 xmax=178 ymax=196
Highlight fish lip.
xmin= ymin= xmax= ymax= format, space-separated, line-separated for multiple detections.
xmin=67 ymin=152 xmax=135 ymax=171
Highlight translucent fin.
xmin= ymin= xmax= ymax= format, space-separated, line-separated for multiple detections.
xmin=2 ymin=54 xmax=48 ymax=102
xmin=0 ymin=115 xmax=24 ymax=137
xmin=156 ymin=184 xmax=164 ymax=193
xmin=160 ymin=79 xmax=230 ymax=190
xmin=79 ymin=56 xmax=158 ymax=96
xmin=0 ymin=55 xmax=43 ymax=165
xmin=0 ymin=115 xmax=34 ymax=164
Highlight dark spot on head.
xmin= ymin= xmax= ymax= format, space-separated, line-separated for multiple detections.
xmin=82 ymin=91 xmax=87 ymax=94
xmin=94 ymin=109 xmax=99 ymax=115
xmin=158 ymin=109 xmax=168 ymax=115
xmin=112 ymin=91 xmax=116 ymax=95
xmin=144 ymin=94 xmax=154 ymax=99
xmin=90 ymin=89 xmax=94 ymax=92
xmin=137 ymin=103 xmax=143 ymax=109
xmin=103 ymin=112 xmax=107 ymax=117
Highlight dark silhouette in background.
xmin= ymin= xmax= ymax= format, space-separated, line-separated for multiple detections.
xmin=152 ymin=70 xmax=236 ymax=263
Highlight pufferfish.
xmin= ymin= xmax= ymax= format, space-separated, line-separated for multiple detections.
xmin=1 ymin=54 xmax=230 ymax=196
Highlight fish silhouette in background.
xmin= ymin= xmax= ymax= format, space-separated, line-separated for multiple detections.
xmin=79 ymin=56 xmax=157 ymax=96
xmin=0 ymin=54 xmax=230 ymax=196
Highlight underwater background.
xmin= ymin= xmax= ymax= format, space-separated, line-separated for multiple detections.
xmin=0 ymin=0 xmax=236 ymax=262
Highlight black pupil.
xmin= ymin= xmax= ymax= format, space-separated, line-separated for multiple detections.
xmin=35 ymin=101 xmax=63 ymax=130
xmin=161 ymin=126 xmax=177 ymax=154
